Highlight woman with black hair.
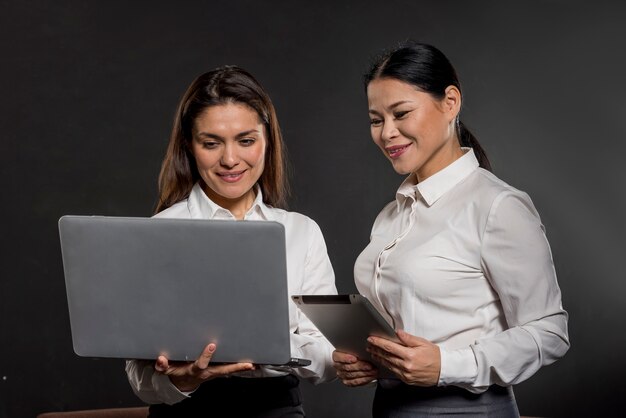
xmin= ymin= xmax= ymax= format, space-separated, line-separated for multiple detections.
xmin=332 ymin=42 xmax=569 ymax=417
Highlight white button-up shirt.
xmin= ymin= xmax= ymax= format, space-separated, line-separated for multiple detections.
xmin=126 ymin=183 xmax=337 ymax=404
xmin=354 ymin=148 xmax=569 ymax=392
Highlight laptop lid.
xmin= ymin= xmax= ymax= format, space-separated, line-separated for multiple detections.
xmin=58 ymin=215 xmax=299 ymax=365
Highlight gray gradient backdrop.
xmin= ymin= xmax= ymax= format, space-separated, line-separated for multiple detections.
xmin=1 ymin=1 xmax=625 ymax=417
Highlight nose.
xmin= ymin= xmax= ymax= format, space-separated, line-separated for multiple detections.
xmin=220 ymin=143 xmax=239 ymax=168
xmin=380 ymin=119 xmax=399 ymax=143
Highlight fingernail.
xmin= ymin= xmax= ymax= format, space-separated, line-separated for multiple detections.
xmin=208 ymin=344 xmax=216 ymax=352
xmin=367 ymin=337 xmax=374 ymax=343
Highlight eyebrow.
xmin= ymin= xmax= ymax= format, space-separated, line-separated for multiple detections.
xmin=368 ymin=100 xmax=413 ymax=115
xmin=196 ymin=129 xmax=261 ymax=140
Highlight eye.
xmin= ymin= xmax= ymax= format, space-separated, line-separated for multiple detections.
xmin=202 ymin=141 xmax=219 ymax=149
xmin=393 ymin=110 xmax=410 ymax=120
xmin=370 ymin=118 xmax=383 ymax=127
xmin=239 ymin=138 xmax=256 ymax=146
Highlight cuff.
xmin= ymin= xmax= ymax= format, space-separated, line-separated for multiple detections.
xmin=438 ymin=346 xmax=478 ymax=386
xmin=151 ymin=372 xmax=192 ymax=405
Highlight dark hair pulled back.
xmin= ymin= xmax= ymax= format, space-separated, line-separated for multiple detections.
xmin=364 ymin=41 xmax=491 ymax=171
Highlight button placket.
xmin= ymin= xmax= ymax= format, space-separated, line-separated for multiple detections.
xmin=373 ymin=196 xmax=419 ymax=325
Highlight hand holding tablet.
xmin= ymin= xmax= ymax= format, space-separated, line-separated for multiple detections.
xmin=291 ymin=294 xmax=399 ymax=376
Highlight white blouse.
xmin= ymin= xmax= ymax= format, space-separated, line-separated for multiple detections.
xmin=354 ymin=148 xmax=569 ymax=393
xmin=126 ymin=183 xmax=337 ymax=405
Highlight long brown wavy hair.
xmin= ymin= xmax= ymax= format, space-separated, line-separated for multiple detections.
xmin=155 ymin=66 xmax=289 ymax=213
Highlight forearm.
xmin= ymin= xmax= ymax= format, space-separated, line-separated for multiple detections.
xmin=439 ymin=310 xmax=569 ymax=391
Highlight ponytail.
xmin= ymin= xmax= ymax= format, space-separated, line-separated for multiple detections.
xmin=457 ymin=120 xmax=492 ymax=172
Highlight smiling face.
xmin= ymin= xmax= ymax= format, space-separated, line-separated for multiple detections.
xmin=190 ymin=102 xmax=267 ymax=217
xmin=367 ymin=78 xmax=463 ymax=181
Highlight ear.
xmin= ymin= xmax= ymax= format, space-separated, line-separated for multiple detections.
xmin=442 ymin=85 xmax=462 ymax=121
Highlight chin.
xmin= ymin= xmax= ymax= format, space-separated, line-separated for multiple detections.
xmin=391 ymin=163 xmax=412 ymax=176
xmin=220 ymin=190 xmax=248 ymax=200
xmin=206 ymin=185 xmax=245 ymax=201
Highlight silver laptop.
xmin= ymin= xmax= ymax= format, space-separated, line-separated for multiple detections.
xmin=58 ymin=215 xmax=309 ymax=367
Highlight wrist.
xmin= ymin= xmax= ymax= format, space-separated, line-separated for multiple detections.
xmin=438 ymin=346 xmax=477 ymax=386
xmin=169 ymin=374 xmax=202 ymax=392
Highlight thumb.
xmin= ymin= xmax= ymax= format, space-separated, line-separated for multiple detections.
xmin=194 ymin=343 xmax=216 ymax=370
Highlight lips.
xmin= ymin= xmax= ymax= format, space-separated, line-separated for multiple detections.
xmin=216 ymin=170 xmax=246 ymax=183
xmin=385 ymin=143 xmax=411 ymax=159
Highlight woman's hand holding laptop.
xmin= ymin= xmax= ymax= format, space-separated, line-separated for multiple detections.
xmin=154 ymin=343 xmax=256 ymax=392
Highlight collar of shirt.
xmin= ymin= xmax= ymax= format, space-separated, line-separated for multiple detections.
xmin=395 ymin=147 xmax=479 ymax=210
xmin=186 ymin=182 xmax=275 ymax=221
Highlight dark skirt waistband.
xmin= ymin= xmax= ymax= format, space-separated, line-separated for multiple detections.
xmin=374 ymin=380 xmax=519 ymax=417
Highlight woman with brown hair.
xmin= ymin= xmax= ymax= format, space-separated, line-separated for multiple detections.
xmin=125 ymin=66 xmax=337 ymax=417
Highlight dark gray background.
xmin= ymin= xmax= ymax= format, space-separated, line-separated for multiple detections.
xmin=1 ymin=1 xmax=624 ymax=417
